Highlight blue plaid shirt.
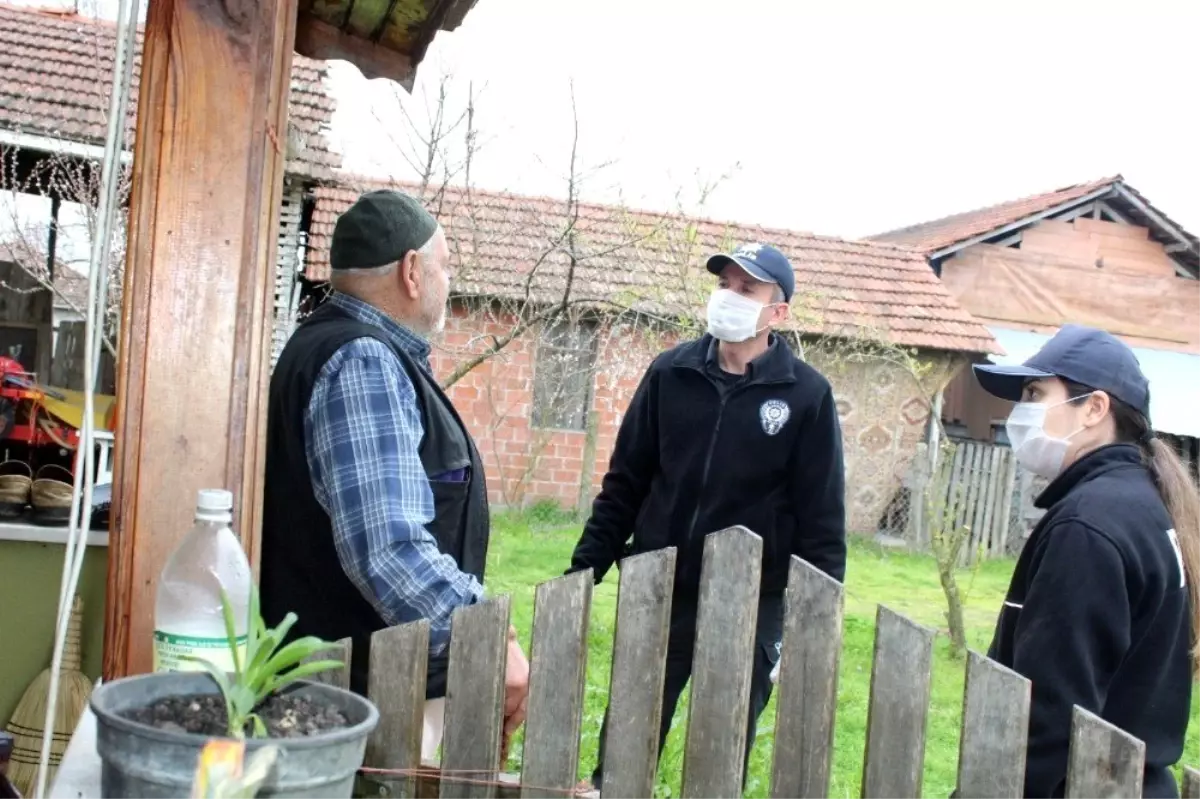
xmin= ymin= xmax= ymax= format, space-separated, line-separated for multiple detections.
xmin=303 ymin=292 xmax=483 ymax=656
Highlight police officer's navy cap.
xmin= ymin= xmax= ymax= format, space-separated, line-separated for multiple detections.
xmin=973 ymin=324 xmax=1151 ymax=420
xmin=706 ymin=242 xmax=795 ymax=302
xmin=330 ymin=189 xmax=438 ymax=271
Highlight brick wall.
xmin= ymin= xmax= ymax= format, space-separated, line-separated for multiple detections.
xmin=429 ymin=302 xmax=965 ymax=534
xmin=429 ymin=304 xmax=667 ymax=509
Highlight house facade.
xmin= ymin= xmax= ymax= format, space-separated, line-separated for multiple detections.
xmin=0 ymin=1 xmax=338 ymax=381
xmin=870 ymin=175 xmax=1200 ymax=477
xmin=303 ymin=181 xmax=1000 ymax=533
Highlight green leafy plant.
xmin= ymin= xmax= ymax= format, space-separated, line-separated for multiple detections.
xmin=185 ymin=586 xmax=345 ymax=739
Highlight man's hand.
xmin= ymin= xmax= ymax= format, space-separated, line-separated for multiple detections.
xmin=501 ymin=626 xmax=530 ymax=764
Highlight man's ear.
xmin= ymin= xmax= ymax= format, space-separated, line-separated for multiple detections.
xmin=769 ymin=301 xmax=791 ymax=327
xmin=399 ymin=251 xmax=421 ymax=300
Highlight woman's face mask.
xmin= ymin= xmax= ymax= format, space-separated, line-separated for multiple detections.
xmin=706 ymin=289 xmax=779 ymax=343
xmin=1005 ymin=393 xmax=1094 ymax=479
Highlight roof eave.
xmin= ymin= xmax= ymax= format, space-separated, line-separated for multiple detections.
xmin=294 ymin=0 xmax=480 ymax=89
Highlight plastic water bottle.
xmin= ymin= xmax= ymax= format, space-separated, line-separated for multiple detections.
xmin=153 ymin=489 xmax=253 ymax=673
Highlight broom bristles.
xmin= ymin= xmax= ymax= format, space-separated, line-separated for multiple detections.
xmin=6 ymin=596 xmax=93 ymax=797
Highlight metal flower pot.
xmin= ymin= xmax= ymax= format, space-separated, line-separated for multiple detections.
xmin=90 ymin=672 xmax=378 ymax=798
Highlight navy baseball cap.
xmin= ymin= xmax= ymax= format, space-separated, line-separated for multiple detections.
xmin=973 ymin=324 xmax=1151 ymax=420
xmin=706 ymin=242 xmax=795 ymax=302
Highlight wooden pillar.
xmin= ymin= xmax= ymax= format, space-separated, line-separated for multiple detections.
xmin=103 ymin=0 xmax=297 ymax=678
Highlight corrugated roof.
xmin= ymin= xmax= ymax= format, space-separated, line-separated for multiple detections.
xmin=869 ymin=177 xmax=1121 ymax=254
xmin=0 ymin=2 xmax=340 ymax=179
xmin=985 ymin=325 xmax=1200 ymax=438
xmin=306 ymin=180 xmax=1001 ymax=354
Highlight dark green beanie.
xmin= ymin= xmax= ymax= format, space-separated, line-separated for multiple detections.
xmin=329 ymin=189 xmax=438 ymax=270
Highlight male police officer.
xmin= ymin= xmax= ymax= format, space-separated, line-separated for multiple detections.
xmin=568 ymin=242 xmax=847 ymax=791
xmin=261 ymin=189 xmax=528 ymax=759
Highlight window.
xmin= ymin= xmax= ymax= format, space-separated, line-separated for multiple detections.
xmin=531 ymin=319 xmax=599 ymax=431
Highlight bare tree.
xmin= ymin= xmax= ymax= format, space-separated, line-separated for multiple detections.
xmin=802 ymin=329 xmax=975 ymax=655
xmin=0 ymin=147 xmax=128 ymax=358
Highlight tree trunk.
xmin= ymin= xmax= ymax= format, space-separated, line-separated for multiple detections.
xmin=936 ymin=557 xmax=968 ymax=656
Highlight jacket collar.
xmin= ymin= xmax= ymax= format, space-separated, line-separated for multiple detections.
xmin=318 ymin=292 xmax=433 ymax=365
xmin=1035 ymin=443 xmax=1145 ymax=509
xmin=675 ymin=332 xmax=796 ymax=385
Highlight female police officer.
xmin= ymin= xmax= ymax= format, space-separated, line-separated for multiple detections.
xmin=973 ymin=323 xmax=1198 ymax=798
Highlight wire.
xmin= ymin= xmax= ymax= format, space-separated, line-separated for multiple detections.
xmin=34 ymin=0 xmax=140 ymax=793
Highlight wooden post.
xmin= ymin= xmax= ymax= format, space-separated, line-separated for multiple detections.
xmin=769 ymin=556 xmax=844 ymax=799
xmin=1065 ymin=707 xmax=1145 ymax=798
xmin=861 ymin=606 xmax=934 ymax=799
xmin=956 ymin=651 xmax=1030 ymax=798
xmin=521 ymin=570 xmax=593 ymax=799
xmin=441 ymin=597 xmax=510 ymax=799
xmin=681 ymin=527 xmax=762 ymax=798
xmin=103 ymin=0 xmax=297 ymax=678
xmin=599 ymin=548 xmax=676 ymax=799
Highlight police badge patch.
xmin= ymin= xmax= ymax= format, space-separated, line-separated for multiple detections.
xmin=759 ymin=399 xmax=790 ymax=436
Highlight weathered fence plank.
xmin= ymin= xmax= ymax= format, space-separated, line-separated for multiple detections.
xmin=956 ymin=651 xmax=1030 ymax=798
xmin=861 ymin=606 xmax=935 ymax=799
xmin=769 ymin=556 xmax=844 ymax=799
xmin=366 ymin=622 xmax=431 ymax=798
xmin=600 ymin=548 xmax=677 ymax=799
xmin=520 ymin=570 xmax=593 ymax=799
xmin=962 ymin=443 xmax=984 ymax=563
xmin=1065 ymin=706 xmax=1145 ymax=798
xmin=1182 ymin=766 xmax=1200 ymax=799
xmin=302 ymin=636 xmax=352 ymax=691
xmin=441 ymin=597 xmax=512 ymax=799
xmin=681 ymin=527 xmax=763 ymax=798
xmin=993 ymin=448 xmax=1012 ymax=554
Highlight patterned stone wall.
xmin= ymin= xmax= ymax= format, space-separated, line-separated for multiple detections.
xmin=805 ymin=347 xmax=967 ymax=533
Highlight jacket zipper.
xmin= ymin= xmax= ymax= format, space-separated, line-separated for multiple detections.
xmin=685 ymin=393 xmax=729 ymax=544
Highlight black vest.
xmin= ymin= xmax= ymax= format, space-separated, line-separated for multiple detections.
xmin=260 ymin=300 xmax=490 ymax=699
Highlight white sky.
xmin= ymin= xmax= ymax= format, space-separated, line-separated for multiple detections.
xmin=5 ymin=0 xmax=1199 ymax=248
xmin=326 ymin=0 xmax=1200 ymax=239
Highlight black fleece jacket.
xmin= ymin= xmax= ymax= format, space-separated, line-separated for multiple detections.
xmin=988 ymin=444 xmax=1193 ymax=799
xmin=568 ymin=333 xmax=847 ymax=596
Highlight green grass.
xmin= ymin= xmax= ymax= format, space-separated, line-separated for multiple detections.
xmin=485 ymin=507 xmax=1200 ymax=798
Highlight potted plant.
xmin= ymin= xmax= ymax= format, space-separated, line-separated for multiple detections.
xmin=89 ymin=588 xmax=378 ymax=798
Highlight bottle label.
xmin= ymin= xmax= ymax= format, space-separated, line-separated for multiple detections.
xmin=154 ymin=631 xmax=249 ymax=674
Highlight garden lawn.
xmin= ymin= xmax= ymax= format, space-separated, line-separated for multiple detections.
xmin=486 ymin=508 xmax=1200 ymax=798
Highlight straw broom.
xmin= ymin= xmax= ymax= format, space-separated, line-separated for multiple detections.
xmin=5 ymin=595 xmax=93 ymax=797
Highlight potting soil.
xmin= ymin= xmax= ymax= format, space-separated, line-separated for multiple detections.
xmin=119 ymin=692 xmax=349 ymax=739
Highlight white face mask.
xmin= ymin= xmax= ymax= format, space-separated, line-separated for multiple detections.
xmin=706 ymin=289 xmax=771 ymax=343
xmin=1005 ymin=395 xmax=1091 ymax=479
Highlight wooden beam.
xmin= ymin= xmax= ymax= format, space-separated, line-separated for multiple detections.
xmin=1052 ymin=202 xmax=1097 ymax=224
xmin=1112 ymin=184 xmax=1194 ymax=249
xmin=103 ymin=0 xmax=296 ymax=678
xmin=294 ymin=15 xmax=416 ymax=87
xmin=1095 ymin=201 xmax=1131 ymax=225
xmin=992 ymin=231 xmax=1022 ymax=248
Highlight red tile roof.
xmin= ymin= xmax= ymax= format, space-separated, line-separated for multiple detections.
xmin=869 ymin=176 xmax=1122 ymax=254
xmin=0 ymin=2 xmax=340 ymax=179
xmin=307 ymin=180 xmax=1001 ymax=354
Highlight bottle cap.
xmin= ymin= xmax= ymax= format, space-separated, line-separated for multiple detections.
xmin=196 ymin=489 xmax=233 ymax=514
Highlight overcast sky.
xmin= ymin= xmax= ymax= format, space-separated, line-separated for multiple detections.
xmin=327 ymin=0 xmax=1200 ymax=240
xmin=7 ymin=0 xmax=1200 ymax=246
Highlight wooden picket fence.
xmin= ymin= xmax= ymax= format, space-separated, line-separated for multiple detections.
xmin=908 ymin=440 xmax=1019 ymax=563
xmin=308 ymin=527 xmax=1200 ymax=798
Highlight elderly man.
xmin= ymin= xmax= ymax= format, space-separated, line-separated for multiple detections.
xmin=260 ymin=189 xmax=529 ymax=759
xmin=568 ymin=242 xmax=847 ymax=792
